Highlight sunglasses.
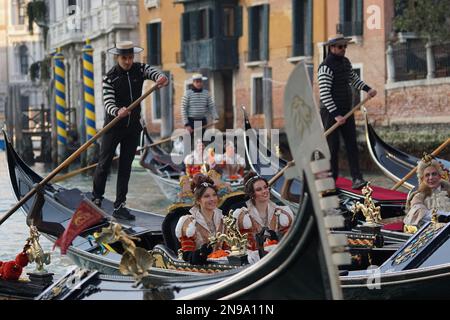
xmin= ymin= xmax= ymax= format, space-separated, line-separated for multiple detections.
xmin=335 ymin=44 xmax=347 ymax=50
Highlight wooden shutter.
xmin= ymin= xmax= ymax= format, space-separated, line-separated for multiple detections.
xmin=305 ymin=0 xmax=313 ymax=56
xmin=181 ymin=12 xmax=190 ymax=41
xmin=234 ymin=5 xmax=243 ymax=38
xmin=146 ymin=23 xmax=152 ymax=65
xmin=261 ymin=4 xmax=270 ymax=61
xmin=355 ymin=0 xmax=363 ymax=36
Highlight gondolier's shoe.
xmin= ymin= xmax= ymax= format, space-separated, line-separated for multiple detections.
xmin=92 ymin=198 xmax=102 ymax=208
xmin=352 ymin=178 xmax=367 ymax=190
xmin=113 ymin=203 xmax=136 ymax=221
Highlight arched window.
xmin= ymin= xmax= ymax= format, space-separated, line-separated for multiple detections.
xmin=19 ymin=45 xmax=29 ymax=75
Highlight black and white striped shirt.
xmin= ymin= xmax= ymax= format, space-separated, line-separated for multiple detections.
xmin=181 ymin=89 xmax=219 ymax=125
xmin=103 ymin=63 xmax=164 ymax=117
xmin=318 ymin=63 xmax=370 ymax=117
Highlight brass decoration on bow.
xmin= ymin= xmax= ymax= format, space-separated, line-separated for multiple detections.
xmin=209 ymin=213 xmax=248 ymax=256
xmin=25 ymin=225 xmax=51 ymax=273
xmin=394 ymin=221 xmax=445 ymax=266
xmin=95 ymin=223 xmax=154 ymax=280
xmin=431 ymin=208 xmax=439 ymax=225
xmin=351 ymin=182 xmax=382 ymax=226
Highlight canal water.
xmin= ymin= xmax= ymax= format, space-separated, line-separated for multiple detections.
xmin=0 ymin=152 xmax=171 ymax=278
xmin=0 ymin=150 xmax=404 ymax=279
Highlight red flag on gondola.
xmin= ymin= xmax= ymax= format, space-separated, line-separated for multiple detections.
xmin=54 ymin=200 xmax=105 ymax=255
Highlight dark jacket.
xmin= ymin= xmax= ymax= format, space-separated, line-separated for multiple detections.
xmin=318 ymin=53 xmax=371 ymax=118
xmin=103 ymin=63 xmax=163 ymax=130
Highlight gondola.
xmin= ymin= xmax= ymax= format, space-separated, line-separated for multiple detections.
xmin=35 ymin=61 xmax=450 ymax=300
xmin=0 ymin=279 xmax=48 ymax=300
xmin=364 ymin=109 xmax=450 ymax=190
xmin=4 ymin=131 xmax=250 ymax=277
xmin=139 ymin=129 xmax=245 ymax=202
xmin=242 ymin=107 xmax=409 ymax=232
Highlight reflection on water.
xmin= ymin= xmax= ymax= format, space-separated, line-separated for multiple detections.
xmin=0 ymin=152 xmax=170 ymax=278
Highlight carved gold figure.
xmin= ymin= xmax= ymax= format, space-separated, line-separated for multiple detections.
xmin=25 ymin=225 xmax=51 ymax=274
xmin=96 ymin=223 xmax=154 ymax=280
xmin=209 ymin=213 xmax=248 ymax=256
xmin=351 ymin=182 xmax=382 ymax=226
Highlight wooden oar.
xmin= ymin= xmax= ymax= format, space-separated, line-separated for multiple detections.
xmin=269 ymin=161 xmax=295 ymax=186
xmin=51 ymin=121 xmax=219 ymax=183
xmin=0 ymin=84 xmax=160 ymax=226
xmin=391 ymin=137 xmax=450 ymax=191
xmin=267 ymin=97 xmax=372 ymax=186
xmin=324 ymin=96 xmax=372 ymax=137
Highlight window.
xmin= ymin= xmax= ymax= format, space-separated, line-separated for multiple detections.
xmin=252 ymin=77 xmax=263 ymax=115
xmin=19 ymin=45 xmax=29 ymax=75
xmin=223 ymin=6 xmax=235 ymax=37
xmin=338 ymin=0 xmax=363 ymax=37
xmin=18 ymin=0 xmax=26 ymax=25
xmin=68 ymin=0 xmax=77 ymax=15
xmin=292 ymin=0 xmax=313 ymax=57
xmin=147 ymin=22 xmax=161 ymax=66
xmin=152 ymin=90 xmax=162 ymax=121
xmin=182 ymin=9 xmax=213 ymax=42
xmin=248 ymin=5 xmax=269 ymax=62
xmin=181 ymin=12 xmax=191 ymax=41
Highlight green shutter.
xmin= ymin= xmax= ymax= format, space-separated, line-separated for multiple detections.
xmin=156 ymin=23 xmax=162 ymax=65
xmin=146 ymin=23 xmax=152 ymax=65
xmin=292 ymin=0 xmax=300 ymax=56
xmin=355 ymin=0 xmax=363 ymax=36
xmin=234 ymin=5 xmax=243 ymax=37
xmin=305 ymin=0 xmax=313 ymax=56
xmin=190 ymin=11 xmax=200 ymax=41
xmin=208 ymin=8 xmax=214 ymax=38
xmin=261 ymin=4 xmax=270 ymax=61
xmin=248 ymin=6 xmax=255 ymax=60
xmin=339 ymin=0 xmax=345 ymax=34
xmin=181 ymin=12 xmax=190 ymax=41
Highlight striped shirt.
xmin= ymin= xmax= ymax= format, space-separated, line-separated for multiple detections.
xmin=103 ymin=63 xmax=164 ymax=117
xmin=181 ymin=89 xmax=219 ymax=125
xmin=318 ymin=64 xmax=370 ymax=116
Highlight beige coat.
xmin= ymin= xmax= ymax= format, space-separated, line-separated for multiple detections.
xmin=175 ymin=207 xmax=224 ymax=250
xmin=404 ymin=181 xmax=450 ymax=226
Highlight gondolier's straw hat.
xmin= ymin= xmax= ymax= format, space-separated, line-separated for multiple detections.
xmin=107 ymin=41 xmax=144 ymax=55
xmin=191 ymin=73 xmax=208 ymax=82
xmin=324 ymin=34 xmax=354 ymax=46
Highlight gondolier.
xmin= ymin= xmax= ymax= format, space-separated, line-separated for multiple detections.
xmin=181 ymin=73 xmax=219 ymax=137
xmin=318 ymin=34 xmax=377 ymax=190
xmin=92 ymin=41 xmax=168 ymax=220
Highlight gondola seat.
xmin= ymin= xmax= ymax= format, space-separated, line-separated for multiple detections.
xmin=162 ymin=204 xmax=192 ymax=252
xmin=162 ymin=192 xmax=248 ymax=252
xmin=218 ymin=191 xmax=248 ymax=216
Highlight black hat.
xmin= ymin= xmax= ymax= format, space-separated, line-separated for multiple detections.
xmin=107 ymin=41 xmax=144 ymax=55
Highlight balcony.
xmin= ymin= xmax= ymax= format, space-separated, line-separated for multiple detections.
xmin=7 ymin=25 xmax=29 ymax=37
xmin=49 ymin=1 xmax=138 ymax=48
xmin=182 ymin=38 xmax=238 ymax=72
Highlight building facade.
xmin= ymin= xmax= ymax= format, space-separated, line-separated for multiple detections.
xmin=140 ymin=0 xmax=322 ymax=137
xmin=0 ymin=0 xmax=46 ymax=162
xmin=0 ymin=0 xmax=8 ymax=128
xmin=47 ymin=0 xmax=141 ymax=142
xmin=139 ymin=0 xmax=449 ymax=138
